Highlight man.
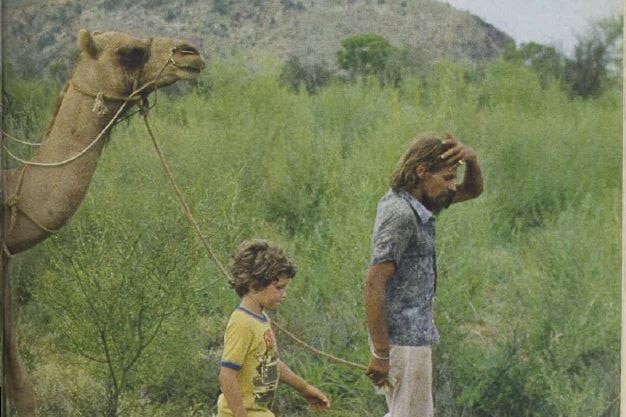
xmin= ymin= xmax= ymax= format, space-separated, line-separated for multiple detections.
xmin=364 ymin=132 xmax=483 ymax=417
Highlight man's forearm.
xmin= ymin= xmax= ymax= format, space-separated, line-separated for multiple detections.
xmin=364 ymin=263 xmax=394 ymax=355
xmin=455 ymin=154 xmax=483 ymax=203
xmin=463 ymin=155 xmax=483 ymax=197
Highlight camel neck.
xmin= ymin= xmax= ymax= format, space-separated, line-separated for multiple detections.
xmin=4 ymin=82 xmax=127 ymax=254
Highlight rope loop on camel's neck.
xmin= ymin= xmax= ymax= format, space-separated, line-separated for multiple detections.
xmin=1 ymin=130 xmax=41 ymax=147
xmin=4 ymin=166 xmax=62 ymax=236
xmin=69 ymin=81 xmax=144 ymax=103
xmin=2 ymin=101 xmax=130 ymax=168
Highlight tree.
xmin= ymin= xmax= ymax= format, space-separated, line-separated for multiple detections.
xmin=39 ymin=217 xmax=197 ymax=417
xmin=503 ymin=41 xmax=565 ymax=88
xmin=564 ymin=15 xmax=623 ymax=98
xmin=279 ymin=55 xmax=331 ymax=94
xmin=337 ymin=33 xmax=404 ymax=84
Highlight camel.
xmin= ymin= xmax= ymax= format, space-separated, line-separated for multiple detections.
xmin=1 ymin=29 xmax=205 ymax=416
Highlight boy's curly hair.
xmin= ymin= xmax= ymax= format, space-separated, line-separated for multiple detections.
xmin=229 ymin=239 xmax=297 ymax=297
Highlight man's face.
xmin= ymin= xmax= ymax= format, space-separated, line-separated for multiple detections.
xmin=419 ymin=166 xmax=458 ymax=213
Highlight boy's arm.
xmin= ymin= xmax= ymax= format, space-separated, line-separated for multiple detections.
xmin=219 ymin=367 xmax=247 ymax=417
xmin=278 ymin=360 xmax=330 ymax=411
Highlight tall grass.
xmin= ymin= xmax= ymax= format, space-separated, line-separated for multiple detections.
xmin=7 ymin=55 xmax=621 ymax=416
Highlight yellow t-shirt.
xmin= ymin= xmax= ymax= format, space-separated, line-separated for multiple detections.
xmin=217 ymin=306 xmax=279 ymax=417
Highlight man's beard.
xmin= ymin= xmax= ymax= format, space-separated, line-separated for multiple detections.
xmin=423 ymin=191 xmax=454 ymax=214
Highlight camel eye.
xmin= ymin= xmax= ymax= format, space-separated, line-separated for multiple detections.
xmin=118 ymin=46 xmax=148 ymax=68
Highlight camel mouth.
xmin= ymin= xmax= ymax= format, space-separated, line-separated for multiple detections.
xmin=172 ymin=44 xmax=205 ymax=73
xmin=173 ymin=62 xmax=204 ymax=81
xmin=179 ymin=63 xmax=204 ymax=74
xmin=171 ymin=45 xmax=205 ymax=77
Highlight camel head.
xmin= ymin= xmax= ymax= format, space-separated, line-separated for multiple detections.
xmin=73 ymin=29 xmax=205 ymax=97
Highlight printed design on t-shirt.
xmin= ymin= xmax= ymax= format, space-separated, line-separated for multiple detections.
xmin=252 ymin=328 xmax=279 ymax=407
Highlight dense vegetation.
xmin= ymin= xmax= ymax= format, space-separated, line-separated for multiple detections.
xmin=3 ymin=24 xmax=622 ymax=417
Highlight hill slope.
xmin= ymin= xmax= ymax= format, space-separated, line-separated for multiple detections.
xmin=4 ymin=0 xmax=513 ymax=78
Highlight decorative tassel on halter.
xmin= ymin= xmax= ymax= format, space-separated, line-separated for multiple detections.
xmin=92 ymin=93 xmax=108 ymax=116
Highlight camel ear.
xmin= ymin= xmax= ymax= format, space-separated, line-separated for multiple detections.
xmin=78 ymin=29 xmax=99 ymax=58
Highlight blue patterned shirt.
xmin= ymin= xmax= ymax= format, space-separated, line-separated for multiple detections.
xmin=370 ymin=189 xmax=439 ymax=346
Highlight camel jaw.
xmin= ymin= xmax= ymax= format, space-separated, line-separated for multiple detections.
xmin=150 ymin=66 xmax=202 ymax=89
xmin=174 ymin=61 xmax=205 ymax=79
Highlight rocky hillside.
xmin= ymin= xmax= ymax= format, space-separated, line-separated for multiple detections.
xmin=3 ymin=0 xmax=513 ymax=78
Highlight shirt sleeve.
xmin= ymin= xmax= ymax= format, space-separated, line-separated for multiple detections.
xmin=221 ymin=315 xmax=253 ymax=371
xmin=370 ymin=203 xmax=415 ymax=266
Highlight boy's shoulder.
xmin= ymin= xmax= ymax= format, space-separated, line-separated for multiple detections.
xmin=228 ymin=306 xmax=270 ymax=327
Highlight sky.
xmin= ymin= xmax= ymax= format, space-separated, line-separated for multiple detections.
xmin=443 ymin=0 xmax=623 ymax=55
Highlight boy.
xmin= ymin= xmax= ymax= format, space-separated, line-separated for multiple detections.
xmin=217 ymin=239 xmax=331 ymax=417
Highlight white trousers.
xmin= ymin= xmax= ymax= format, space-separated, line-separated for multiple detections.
xmin=383 ymin=345 xmax=434 ymax=417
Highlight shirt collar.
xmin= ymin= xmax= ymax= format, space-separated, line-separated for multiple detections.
xmin=237 ymin=305 xmax=268 ymax=322
xmin=397 ymin=189 xmax=434 ymax=223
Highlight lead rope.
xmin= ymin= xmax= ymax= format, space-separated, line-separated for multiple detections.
xmin=139 ymin=105 xmax=368 ymax=373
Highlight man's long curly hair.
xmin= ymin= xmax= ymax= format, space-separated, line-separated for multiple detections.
xmin=229 ymin=239 xmax=297 ymax=297
xmin=390 ymin=132 xmax=456 ymax=192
